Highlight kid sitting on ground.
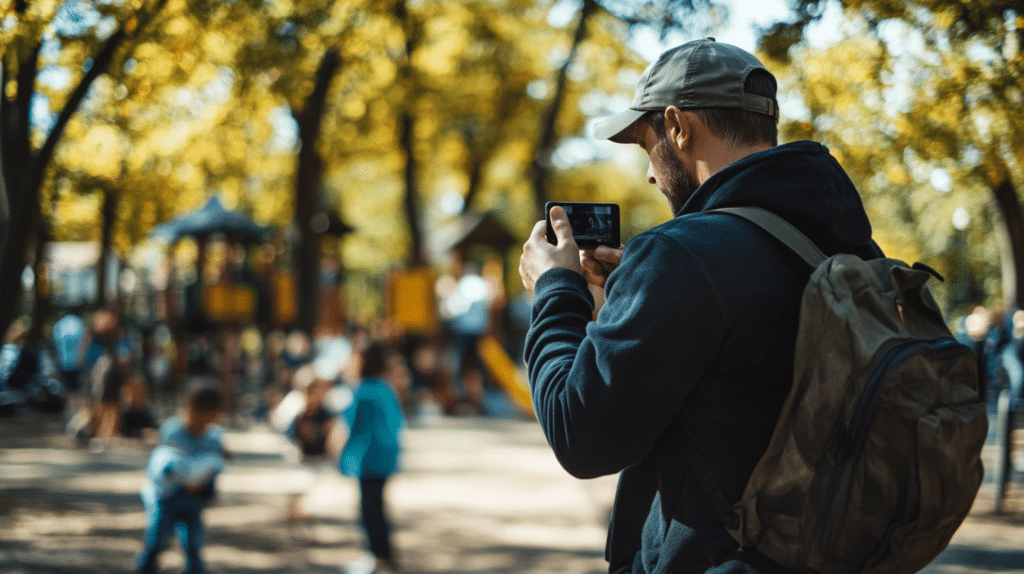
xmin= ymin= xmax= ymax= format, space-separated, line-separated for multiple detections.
xmin=282 ymin=364 xmax=345 ymax=538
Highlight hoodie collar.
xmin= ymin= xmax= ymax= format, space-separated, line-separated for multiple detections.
xmin=677 ymin=141 xmax=873 ymax=253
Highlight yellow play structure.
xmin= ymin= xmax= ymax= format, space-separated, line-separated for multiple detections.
xmin=477 ymin=334 xmax=534 ymax=417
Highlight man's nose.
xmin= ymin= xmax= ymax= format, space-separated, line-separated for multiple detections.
xmin=647 ymin=162 xmax=657 ymax=185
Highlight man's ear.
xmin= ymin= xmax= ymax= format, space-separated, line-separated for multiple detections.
xmin=664 ymin=106 xmax=695 ymax=151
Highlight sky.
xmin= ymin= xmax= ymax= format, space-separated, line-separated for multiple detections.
xmin=546 ymin=0 xmax=840 ymax=60
xmin=554 ymin=0 xmax=846 ymax=170
xmin=629 ymin=0 xmax=798 ymax=58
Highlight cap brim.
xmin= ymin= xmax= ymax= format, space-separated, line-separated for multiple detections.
xmin=592 ymin=108 xmax=646 ymax=143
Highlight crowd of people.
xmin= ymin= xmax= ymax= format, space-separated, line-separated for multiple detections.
xmin=133 ymin=336 xmax=405 ymax=574
xmin=955 ymin=305 xmax=1024 ymax=412
xmin=0 ymin=292 xmax=530 ymax=574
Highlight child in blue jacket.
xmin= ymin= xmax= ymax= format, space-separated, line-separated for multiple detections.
xmin=340 ymin=341 xmax=404 ymax=573
xmin=136 ymin=385 xmax=227 ymax=574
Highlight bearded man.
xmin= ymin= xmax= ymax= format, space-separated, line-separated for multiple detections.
xmin=519 ymin=38 xmax=877 ymax=573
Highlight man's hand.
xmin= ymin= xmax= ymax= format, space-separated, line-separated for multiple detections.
xmin=581 ymin=245 xmax=624 ymax=288
xmin=520 ymin=206 xmax=582 ymax=292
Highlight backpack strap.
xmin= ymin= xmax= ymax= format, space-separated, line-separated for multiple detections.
xmin=710 ymin=207 xmax=827 ymax=268
xmin=686 ymin=207 xmax=883 ymax=535
xmin=680 ymin=432 xmax=741 ymax=531
xmin=682 ymin=207 xmax=825 ymax=535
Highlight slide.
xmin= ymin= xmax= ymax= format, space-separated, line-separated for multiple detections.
xmin=476 ymin=334 xmax=534 ymax=417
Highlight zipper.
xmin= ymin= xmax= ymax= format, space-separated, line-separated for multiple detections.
xmin=816 ymin=337 xmax=967 ymax=554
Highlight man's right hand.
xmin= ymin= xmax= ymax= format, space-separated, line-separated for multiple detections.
xmin=519 ymin=206 xmax=583 ymax=293
xmin=581 ymin=245 xmax=623 ymax=288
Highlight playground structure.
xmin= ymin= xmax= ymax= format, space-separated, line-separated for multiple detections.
xmin=476 ymin=333 xmax=532 ymax=415
xmin=386 ymin=209 xmax=533 ymax=418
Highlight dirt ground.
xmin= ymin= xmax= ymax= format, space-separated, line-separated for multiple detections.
xmin=1 ymin=409 xmax=1022 ymax=574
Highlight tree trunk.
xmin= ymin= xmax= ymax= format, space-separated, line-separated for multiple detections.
xmin=27 ymin=213 xmax=50 ymax=343
xmin=529 ymin=0 xmax=597 ymax=217
xmin=460 ymin=152 xmax=485 ymax=216
xmin=97 ymin=186 xmax=121 ymax=308
xmin=0 ymin=1 xmax=165 ymax=341
xmin=394 ymin=0 xmax=425 ymax=267
xmin=399 ymin=111 xmax=424 ymax=266
xmin=990 ymin=177 xmax=1024 ymax=311
xmin=0 ymin=141 xmax=7 ymax=271
xmin=292 ymin=49 xmax=342 ymax=335
xmin=0 ymin=42 xmax=42 ymax=339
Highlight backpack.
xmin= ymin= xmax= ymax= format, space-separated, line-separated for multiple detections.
xmin=683 ymin=207 xmax=988 ymax=574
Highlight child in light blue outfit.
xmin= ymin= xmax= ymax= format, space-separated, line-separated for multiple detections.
xmin=136 ymin=385 xmax=227 ymax=574
xmin=340 ymin=341 xmax=405 ymax=574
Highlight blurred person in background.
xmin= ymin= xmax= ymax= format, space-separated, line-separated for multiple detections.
xmin=437 ymin=259 xmax=495 ymax=414
xmin=339 ymin=341 xmax=405 ymax=574
xmin=52 ymin=310 xmax=86 ymax=394
xmin=120 ymin=370 xmax=159 ymax=442
xmin=280 ymin=363 xmax=348 ymax=541
xmin=0 ymin=321 xmax=28 ymax=412
xmin=135 ymin=383 xmax=229 ymax=574
xmin=87 ymin=308 xmax=132 ymax=451
xmin=996 ymin=309 xmax=1024 ymax=412
xmin=956 ymin=306 xmax=994 ymax=406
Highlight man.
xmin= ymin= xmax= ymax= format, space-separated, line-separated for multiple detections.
xmin=519 ymin=38 xmax=876 ymax=573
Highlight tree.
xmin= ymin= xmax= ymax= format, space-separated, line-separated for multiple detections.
xmin=761 ymin=0 xmax=1023 ymax=313
xmin=0 ymin=129 xmax=7 ymax=263
xmin=226 ymin=1 xmax=387 ymax=333
xmin=526 ymin=0 xmax=725 ymax=216
xmin=292 ymin=48 xmax=343 ymax=333
xmin=0 ymin=0 xmax=172 ymax=339
xmin=30 ymin=0 xmax=697 ymax=331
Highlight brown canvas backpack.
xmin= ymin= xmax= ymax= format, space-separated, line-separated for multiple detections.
xmin=684 ymin=207 xmax=988 ymax=573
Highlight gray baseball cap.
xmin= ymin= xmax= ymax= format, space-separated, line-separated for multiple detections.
xmin=592 ymin=38 xmax=779 ymax=143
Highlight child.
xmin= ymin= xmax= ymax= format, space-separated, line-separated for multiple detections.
xmin=340 ymin=341 xmax=405 ymax=574
xmin=282 ymin=364 xmax=343 ymax=536
xmin=120 ymin=372 xmax=159 ymax=442
xmin=136 ymin=384 xmax=228 ymax=574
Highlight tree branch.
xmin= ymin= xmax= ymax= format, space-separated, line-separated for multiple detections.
xmin=530 ymin=0 xmax=598 ymax=215
xmin=31 ymin=28 xmax=127 ymax=192
xmin=32 ymin=0 xmax=171 ymax=192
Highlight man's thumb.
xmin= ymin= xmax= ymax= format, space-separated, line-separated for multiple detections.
xmin=549 ymin=206 xmax=574 ymax=245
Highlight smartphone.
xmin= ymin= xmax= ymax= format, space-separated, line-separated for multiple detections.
xmin=545 ymin=201 xmax=620 ymax=248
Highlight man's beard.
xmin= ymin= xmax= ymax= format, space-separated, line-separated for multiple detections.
xmin=651 ymin=136 xmax=700 ymax=214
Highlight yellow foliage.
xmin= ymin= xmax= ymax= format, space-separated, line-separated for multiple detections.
xmin=932 ymin=9 xmax=956 ymax=31
xmin=201 ymin=31 xmax=235 ymax=63
xmin=164 ymin=15 xmax=191 ymax=38
xmin=62 ymin=125 xmax=125 ymax=179
xmin=267 ymin=0 xmax=294 ymax=19
xmin=190 ymin=62 xmax=217 ymax=85
xmin=52 ymin=194 xmax=103 ymax=242
xmin=338 ymin=96 xmax=367 ymax=119
xmin=146 ymin=124 xmax=191 ymax=155
xmin=885 ymin=164 xmax=910 ymax=186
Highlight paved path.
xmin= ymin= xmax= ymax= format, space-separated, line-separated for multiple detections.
xmin=0 ymin=411 xmax=1021 ymax=573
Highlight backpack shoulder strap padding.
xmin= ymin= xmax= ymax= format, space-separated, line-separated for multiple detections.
xmin=710 ymin=207 xmax=827 ymax=268
xmin=683 ymin=206 xmax=830 ymax=536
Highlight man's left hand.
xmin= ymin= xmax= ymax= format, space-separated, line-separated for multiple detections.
xmin=520 ymin=206 xmax=582 ymax=292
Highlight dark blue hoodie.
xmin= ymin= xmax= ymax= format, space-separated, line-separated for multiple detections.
xmin=525 ymin=141 xmax=874 ymax=573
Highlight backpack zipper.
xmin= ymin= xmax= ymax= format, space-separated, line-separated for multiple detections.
xmin=816 ymin=337 xmax=966 ymax=555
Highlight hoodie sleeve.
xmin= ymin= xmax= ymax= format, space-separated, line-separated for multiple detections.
xmin=525 ymin=231 xmax=726 ymax=478
xmin=147 ymin=445 xmax=186 ymax=487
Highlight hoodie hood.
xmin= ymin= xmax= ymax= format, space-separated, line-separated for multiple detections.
xmin=679 ymin=141 xmax=873 ymax=255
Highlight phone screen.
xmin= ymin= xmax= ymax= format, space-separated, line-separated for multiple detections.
xmin=545 ymin=202 xmax=620 ymax=248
